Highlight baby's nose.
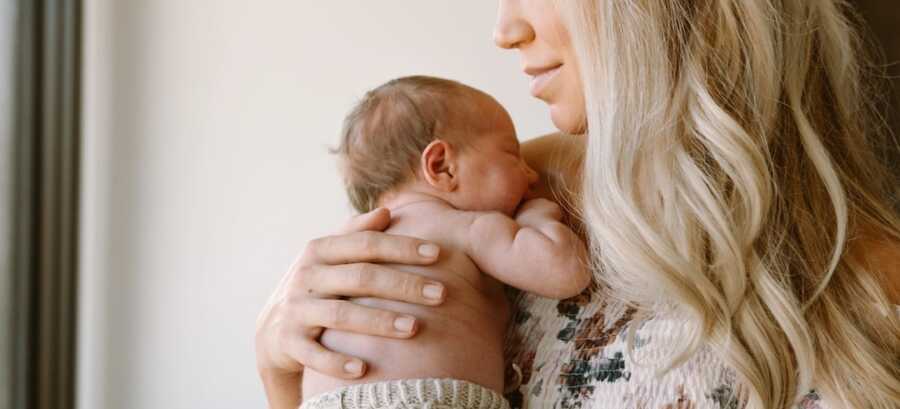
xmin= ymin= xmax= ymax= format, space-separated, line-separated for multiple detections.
xmin=524 ymin=162 xmax=539 ymax=186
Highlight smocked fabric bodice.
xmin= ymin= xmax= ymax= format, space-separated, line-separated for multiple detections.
xmin=502 ymin=289 xmax=827 ymax=409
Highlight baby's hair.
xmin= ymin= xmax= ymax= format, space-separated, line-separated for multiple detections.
xmin=334 ymin=75 xmax=484 ymax=213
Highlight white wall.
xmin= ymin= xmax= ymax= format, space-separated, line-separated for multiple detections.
xmin=78 ymin=2 xmax=556 ymax=408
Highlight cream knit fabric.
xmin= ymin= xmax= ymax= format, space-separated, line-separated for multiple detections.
xmin=300 ymin=378 xmax=510 ymax=409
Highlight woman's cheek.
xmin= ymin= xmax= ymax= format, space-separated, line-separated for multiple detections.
xmin=551 ymin=64 xmax=587 ymax=134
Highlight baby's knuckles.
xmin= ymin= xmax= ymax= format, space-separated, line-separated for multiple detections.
xmin=516 ymin=198 xmax=562 ymax=222
xmin=543 ymin=201 xmax=563 ymax=220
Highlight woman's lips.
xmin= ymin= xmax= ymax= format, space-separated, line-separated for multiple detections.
xmin=527 ymin=65 xmax=562 ymax=98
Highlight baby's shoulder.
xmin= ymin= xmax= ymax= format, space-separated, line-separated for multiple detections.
xmin=387 ymin=206 xmax=479 ymax=248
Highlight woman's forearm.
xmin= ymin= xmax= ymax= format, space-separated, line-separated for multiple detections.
xmin=260 ymin=368 xmax=302 ymax=409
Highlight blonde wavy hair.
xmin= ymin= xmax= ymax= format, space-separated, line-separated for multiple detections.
xmin=558 ymin=1 xmax=900 ymax=408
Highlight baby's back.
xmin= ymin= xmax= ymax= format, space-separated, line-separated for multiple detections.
xmin=301 ymin=203 xmax=512 ymax=400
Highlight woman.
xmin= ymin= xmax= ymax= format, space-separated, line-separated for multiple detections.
xmin=256 ymin=1 xmax=900 ymax=408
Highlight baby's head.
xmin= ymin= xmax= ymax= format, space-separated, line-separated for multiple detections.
xmin=335 ymin=76 xmax=537 ymax=216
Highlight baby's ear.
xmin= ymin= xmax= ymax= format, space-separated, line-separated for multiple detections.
xmin=421 ymin=139 xmax=458 ymax=192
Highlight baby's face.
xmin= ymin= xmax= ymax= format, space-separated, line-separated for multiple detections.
xmin=453 ymin=99 xmax=538 ymax=216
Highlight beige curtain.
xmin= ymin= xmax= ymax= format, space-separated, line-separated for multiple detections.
xmin=7 ymin=1 xmax=82 ymax=408
xmin=1 ymin=0 xmax=16 ymax=407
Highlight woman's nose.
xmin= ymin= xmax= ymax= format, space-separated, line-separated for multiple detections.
xmin=493 ymin=0 xmax=534 ymax=49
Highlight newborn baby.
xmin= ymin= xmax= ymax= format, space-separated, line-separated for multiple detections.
xmin=301 ymin=76 xmax=590 ymax=409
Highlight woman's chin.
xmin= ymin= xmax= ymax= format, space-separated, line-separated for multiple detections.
xmin=549 ymin=104 xmax=587 ymax=135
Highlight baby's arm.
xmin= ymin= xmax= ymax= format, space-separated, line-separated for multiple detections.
xmin=464 ymin=198 xmax=591 ymax=299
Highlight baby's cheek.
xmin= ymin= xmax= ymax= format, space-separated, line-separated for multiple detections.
xmin=503 ymin=185 xmax=527 ymax=212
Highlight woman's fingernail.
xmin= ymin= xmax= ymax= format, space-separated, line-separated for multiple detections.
xmin=344 ymin=360 xmax=364 ymax=375
xmin=423 ymin=283 xmax=444 ymax=300
xmin=417 ymin=244 xmax=440 ymax=258
xmin=393 ymin=316 xmax=416 ymax=333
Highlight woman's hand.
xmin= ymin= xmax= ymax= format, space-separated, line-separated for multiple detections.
xmin=255 ymin=208 xmax=446 ymax=408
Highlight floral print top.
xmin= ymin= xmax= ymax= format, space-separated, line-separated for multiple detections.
xmin=502 ymin=289 xmax=827 ymax=409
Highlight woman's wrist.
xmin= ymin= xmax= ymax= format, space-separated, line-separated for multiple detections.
xmin=259 ymin=366 xmax=302 ymax=409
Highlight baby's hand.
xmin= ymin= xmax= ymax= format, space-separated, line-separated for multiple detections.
xmin=468 ymin=197 xmax=590 ymax=299
xmin=515 ymin=198 xmax=563 ymax=227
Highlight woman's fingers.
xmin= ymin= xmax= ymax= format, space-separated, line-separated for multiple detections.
xmin=257 ymin=208 xmax=447 ymax=388
xmin=306 ymin=263 xmax=445 ymax=305
xmin=299 ymin=299 xmax=421 ymax=338
xmin=290 ymin=339 xmax=367 ymax=379
xmin=284 ymin=295 xmax=433 ymax=379
xmin=304 ymin=231 xmax=440 ymax=267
